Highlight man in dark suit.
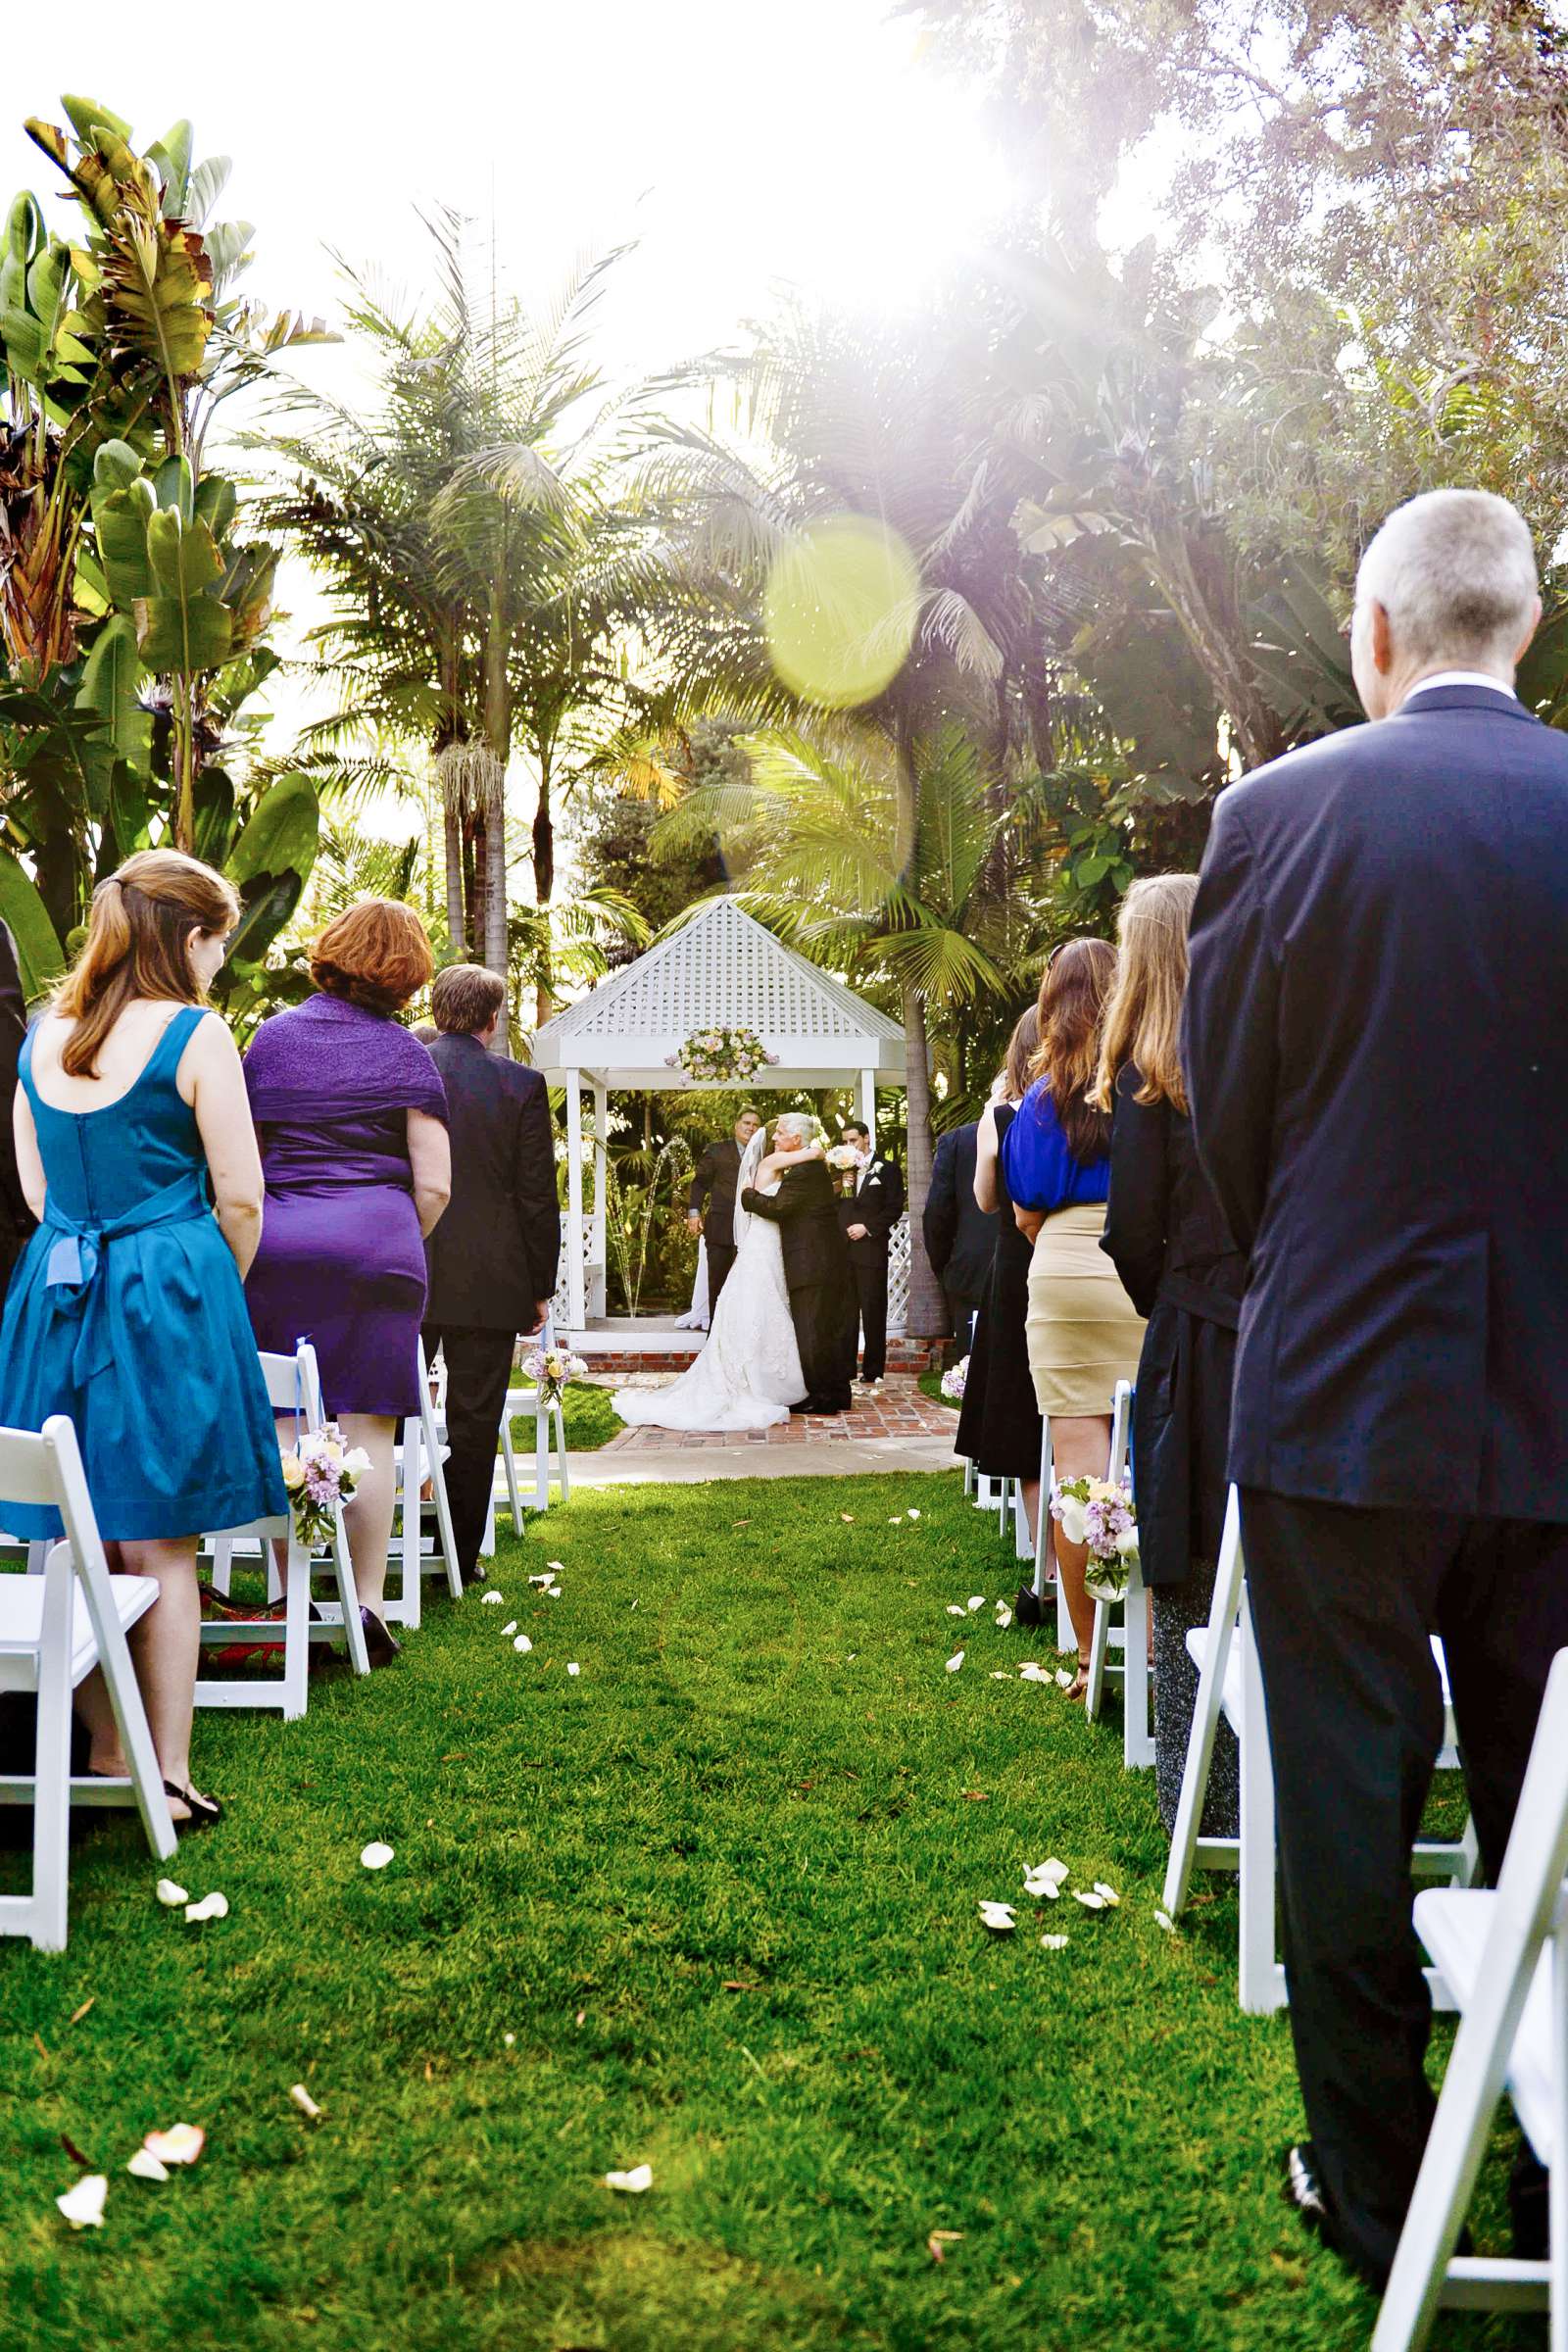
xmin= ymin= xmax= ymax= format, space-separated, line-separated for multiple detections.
xmin=421 ymin=964 xmax=561 ymax=1581
xmin=922 ymin=1120 xmax=995 ymax=1364
xmin=0 ymin=923 xmax=32 ymax=1296
xmin=1183 ymin=488 xmax=1568 ymax=2287
xmin=835 ymin=1120 xmax=904 ymax=1390
xmin=742 ymin=1116 xmax=856 ymax=1412
xmin=687 ymin=1107 xmax=761 ymax=1314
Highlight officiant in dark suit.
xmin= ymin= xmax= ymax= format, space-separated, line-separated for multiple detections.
xmin=742 ymin=1114 xmax=856 ymax=1412
xmin=421 ymin=964 xmax=561 ymax=1581
xmin=835 ymin=1120 xmax=904 ymax=1388
xmin=1183 ymin=488 xmax=1568 ymax=2289
xmin=687 ymin=1107 xmax=761 ymax=1313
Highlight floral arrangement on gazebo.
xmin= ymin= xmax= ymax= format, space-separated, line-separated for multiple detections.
xmin=664 ymin=1025 xmax=779 ymax=1083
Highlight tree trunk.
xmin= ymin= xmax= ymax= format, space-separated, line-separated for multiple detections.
xmin=482 ymin=592 xmax=513 ymax=1033
xmin=901 ymin=981 xmax=946 ymax=1342
xmin=533 ymin=748 xmax=555 ymax=1030
xmin=443 ymin=800 xmax=465 ymax=952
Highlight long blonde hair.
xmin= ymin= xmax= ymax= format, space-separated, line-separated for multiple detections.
xmin=54 ymin=849 xmax=238 ymax=1078
xmin=1090 ymin=873 xmax=1200 ymax=1114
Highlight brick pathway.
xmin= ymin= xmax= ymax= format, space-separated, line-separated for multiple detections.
xmin=602 ymin=1371 xmax=959 ymax=1452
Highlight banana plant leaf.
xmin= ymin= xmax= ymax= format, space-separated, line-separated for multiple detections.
xmin=0 ymin=849 xmax=67 ymax=1000
xmin=134 ymin=508 xmax=229 ymax=670
xmin=146 ymin=120 xmax=193 ymax=219
xmin=192 ymin=764 xmax=235 ymax=868
xmin=220 ymin=868 xmax=306 ymax=978
xmin=74 ymin=614 xmax=152 ymax=778
xmin=227 ymin=771 xmax=318 ymax=888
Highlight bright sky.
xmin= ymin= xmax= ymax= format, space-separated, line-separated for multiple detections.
xmin=10 ymin=1 xmax=1029 ymax=848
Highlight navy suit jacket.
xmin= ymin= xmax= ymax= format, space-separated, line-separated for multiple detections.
xmin=422 ymin=1034 xmax=560 ymax=1330
xmin=1183 ymin=684 xmax=1568 ymax=1516
xmin=923 ymin=1123 xmax=996 ymax=1300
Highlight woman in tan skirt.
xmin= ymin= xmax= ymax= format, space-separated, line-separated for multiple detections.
xmin=1002 ymin=939 xmax=1146 ymax=1694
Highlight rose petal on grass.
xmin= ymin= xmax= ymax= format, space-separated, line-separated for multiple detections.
xmin=945 ymin=1650 xmax=965 ymax=1673
xmin=966 ymin=1595 xmax=986 ymax=1612
xmin=1154 ymin=1910 xmax=1177 ymax=1935
xmin=1017 ymin=1661 xmax=1052 ymax=1683
xmin=907 ymin=1509 xmax=921 ymax=1521
xmin=289 ymin=2084 xmax=322 ymax=2121
xmin=840 ymin=1513 xmax=855 ymax=1523
xmin=1024 ymin=1858 xmax=1070 ymax=1893
xmin=605 ymin=2164 xmax=653 ymax=2194
xmin=1092 ymin=1883 xmax=1120 ymax=1906
xmin=946 ymin=1604 xmax=967 ymax=1617
xmin=1072 ymin=1889 xmax=1108 ymax=1911
xmin=526 ymin=1574 xmax=555 ymax=1588
xmin=547 ymin=1588 xmax=563 ymax=1598
xmin=994 ymin=1603 xmax=1013 ymax=1630
xmin=56 ymin=2174 xmax=107 ymax=2229
xmin=513 ymin=1635 xmax=533 ymax=1654
xmin=155 ymin=1879 xmax=189 ymax=1908
xmin=1054 ymin=1668 xmax=1076 ymax=1690
xmin=888 ymin=1515 xmax=906 ymax=1525
xmin=989 ymin=1671 xmax=1012 ymax=1681
xmin=182 ymin=1891 xmax=228 ymax=1923
xmin=927 ymin=2228 xmax=962 ymax=2261
xmin=504 ymin=2033 xmax=516 ymax=2047
xmin=480 ymin=1592 xmax=505 ymax=1605
xmin=359 ymin=1842 xmax=395 ymax=1870
xmin=499 ymin=1621 xmax=518 ymax=1637
xmin=1040 ymin=1934 xmax=1069 ymax=1950
xmin=125 ymin=2149 xmax=169 ymax=2182
xmin=978 ymin=1901 xmax=1016 ymax=1934
xmin=546 ymin=1561 xmax=565 ymax=1576
xmin=143 ymin=2125 xmax=204 ymax=2166
xmin=566 ymin=1662 xmax=580 ymax=1677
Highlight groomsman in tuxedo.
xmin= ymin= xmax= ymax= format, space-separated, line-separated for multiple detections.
xmin=1183 ymin=488 xmax=1568 ymax=2288
xmin=686 ymin=1106 xmax=761 ymax=1313
xmin=835 ymin=1119 xmax=904 ymax=1391
xmin=922 ymin=1120 xmax=995 ymax=1364
xmin=422 ymin=965 xmax=561 ymax=1581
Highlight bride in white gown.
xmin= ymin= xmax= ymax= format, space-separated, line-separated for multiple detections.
xmin=612 ymin=1123 xmax=820 ymax=1432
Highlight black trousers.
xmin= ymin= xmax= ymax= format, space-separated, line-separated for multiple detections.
xmin=421 ymin=1324 xmax=518 ymax=1581
xmin=790 ymin=1279 xmax=856 ymax=1410
xmin=942 ymin=1284 xmax=983 ymax=1365
xmin=706 ymin=1240 xmax=737 ymax=1313
xmin=1241 ymin=1488 xmax=1568 ymax=2282
xmin=852 ymin=1252 xmax=890 ymax=1382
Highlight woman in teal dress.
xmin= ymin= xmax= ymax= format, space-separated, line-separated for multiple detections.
xmin=0 ymin=850 xmax=285 ymax=1829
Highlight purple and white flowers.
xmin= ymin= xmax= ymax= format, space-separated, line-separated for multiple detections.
xmin=1050 ymin=1474 xmax=1139 ymax=1599
xmin=279 ymin=1424 xmax=369 ymax=1548
xmin=940 ymin=1354 xmax=969 ymax=1403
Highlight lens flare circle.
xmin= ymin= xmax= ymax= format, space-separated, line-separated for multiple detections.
xmin=763 ymin=514 xmax=919 ymax=710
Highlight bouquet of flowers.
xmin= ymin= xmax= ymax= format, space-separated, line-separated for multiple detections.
xmin=1050 ymin=1475 xmax=1139 ymax=1601
xmin=940 ymin=1355 xmax=969 ymax=1403
xmin=522 ymin=1343 xmax=589 ymax=1408
xmin=824 ymin=1139 xmax=866 ymax=1197
xmin=664 ymin=1026 xmax=779 ymax=1084
xmin=279 ymin=1425 xmax=370 ymax=1548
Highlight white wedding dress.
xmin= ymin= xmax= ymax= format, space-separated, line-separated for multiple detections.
xmin=612 ymin=1133 xmax=804 ymax=1432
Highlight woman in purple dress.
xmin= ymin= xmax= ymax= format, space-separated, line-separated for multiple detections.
xmin=243 ymin=901 xmax=451 ymax=1659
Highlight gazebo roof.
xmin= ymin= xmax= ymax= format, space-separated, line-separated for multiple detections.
xmin=530 ymin=899 xmax=906 ymax=1089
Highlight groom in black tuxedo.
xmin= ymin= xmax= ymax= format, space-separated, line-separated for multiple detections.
xmin=741 ymin=1116 xmax=856 ymax=1412
xmin=835 ymin=1119 xmax=905 ymax=1389
xmin=1184 ymin=488 xmax=1568 ymax=2287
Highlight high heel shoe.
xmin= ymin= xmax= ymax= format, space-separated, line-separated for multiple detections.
xmin=164 ymin=1782 xmax=224 ymax=1830
xmin=360 ymin=1607 xmax=401 ymax=1667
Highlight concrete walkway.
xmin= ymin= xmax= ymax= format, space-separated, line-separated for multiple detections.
xmin=567 ymin=1430 xmax=957 ymax=1486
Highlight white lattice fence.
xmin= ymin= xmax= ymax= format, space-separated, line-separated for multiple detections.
xmin=888 ymin=1215 xmax=910 ymax=1337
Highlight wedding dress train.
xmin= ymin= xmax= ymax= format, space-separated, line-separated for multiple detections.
xmin=612 ymin=1136 xmax=803 ymax=1432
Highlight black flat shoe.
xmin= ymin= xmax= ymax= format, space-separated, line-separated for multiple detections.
xmin=1014 ymin=1585 xmax=1043 ymax=1627
xmin=164 ymin=1782 xmax=223 ymax=1831
xmin=360 ymin=1606 xmax=402 ymax=1667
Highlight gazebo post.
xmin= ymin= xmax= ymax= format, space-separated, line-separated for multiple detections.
xmin=858 ymin=1068 xmax=876 ymax=1142
xmin=591 ymin=1079 xmax=609 ymax=1318
xmin=564 ymin=1067 xmax=585 ymax=1334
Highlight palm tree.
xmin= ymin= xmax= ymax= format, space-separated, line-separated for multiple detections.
xmin=262 ymin=219 xmax=651 ymax=1011
xmin=631 ymin=300 xmax=1059 ymax=1335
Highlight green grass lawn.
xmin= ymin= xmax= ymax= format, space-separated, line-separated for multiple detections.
xmin=0 ymin=1473 xmax=1528 ymax=2352
xmin=918 ymin=1365 xmax=960 ymax=1409
xmin=510 ymin=1381 xmax=625 ymax=1453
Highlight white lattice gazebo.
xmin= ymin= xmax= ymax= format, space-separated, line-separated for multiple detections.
xmin=530 ymin=900 xmax=907 ymax=1340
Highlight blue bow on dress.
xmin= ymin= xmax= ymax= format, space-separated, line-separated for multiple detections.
xmin=42 ymin=1169 xmax=209 ymax=1385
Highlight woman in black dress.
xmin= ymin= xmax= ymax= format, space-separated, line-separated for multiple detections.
xmin=955 ymin=1008 xmax=1042 ymax=1547
xmin=1094 ymin=874 xmax=1243 ymax=1834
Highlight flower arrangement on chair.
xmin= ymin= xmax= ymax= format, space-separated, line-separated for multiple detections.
xmin=1050 ymin=1476 xmax=1139 ymax=1602
xmin=522 ymin=1344 xmax=589 ymax=1410
xmin=664 ymin=1026 xmax=779 ymax=1084
xmin=940 ymin=1355 xmax=969 ymax=1403
xmin=279 ymin=1426 xmax=370 ymax=1548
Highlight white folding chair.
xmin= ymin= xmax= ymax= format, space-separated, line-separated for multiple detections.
xmin=1081 ymin=1382 xmax=1153 ymax=1767
xmin=1374 ymin=1645 xmax=1568 ymax=2350
xmin=384 ymin=1339 xmax=461 ymax=1634
xmin=498 ymin=1318 xmax=571 ymax=1525
xmin=194 ymin=1344 xmax=369 ymax=1718
xmin=0 ymin=1416 xmax=176 ymax=1951
xmin=1025 ymin=1417 xmax=1076 ymax=1653
xmin=1162 ymin=1486 xmax=1476 ymax=2012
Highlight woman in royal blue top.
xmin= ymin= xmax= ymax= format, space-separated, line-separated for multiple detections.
xmin=1003 ymin=938 xmax=1146 ymax=1691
